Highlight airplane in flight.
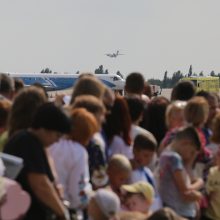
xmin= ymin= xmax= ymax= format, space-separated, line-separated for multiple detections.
xmin=3 ymin=72 xmax=125 ymax=91
xmin=105 ymin=50 xmax=124 ymax=58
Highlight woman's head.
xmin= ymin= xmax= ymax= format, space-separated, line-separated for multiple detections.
xmin=8 ymin=86 xmax=47 ymax=137
xmin=69 ymin=108 xmax=99 ymax=146
xmin=184 ymin=96 xmax=209 ymax=127
xmin=141 ymin=96 xmax=170 ymax=144
xmin=104 ymin=96 xmax=131 ymax=145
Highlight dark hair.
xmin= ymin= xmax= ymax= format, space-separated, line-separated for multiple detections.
xmin=196 ymin=90 xmax=210 ymax=99
xmin=104 ymin=97 xmax=132 ymax=145
xmin=126 ymin=97 xmax=144 ymax=123
xmin=171 ymin=81 xmax=195 ymax=101
xmin=134 ymin=134 xmax=157 ymax=152
xmin=174 ymin=126 xmax=201 ymax=151
xmin=8 ymin=87 xmax=47 ymax=137
xmin=14 ymin=79 xmax=24 ymax=93
xmin=0 ymin=99 xmax=11 ymax=128
xmin=141 ymin=96 xmax=170 ymax=144
xmin=125 ymin=72 xmax=145 ymax=94
xmin=0 ymin=74 xmax=14 ymax=94
xmin=144 ymin=81 xmax=152 ymax=98
xmin=32 ymin=83 xmax=48 ymax=98
xmin=32 ymin=103 xmax=71 ymax=133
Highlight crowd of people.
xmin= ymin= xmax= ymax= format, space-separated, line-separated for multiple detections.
xmin=0 ymin=72 xmax=219 ymax=220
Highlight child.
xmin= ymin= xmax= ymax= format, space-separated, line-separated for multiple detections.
xmin=184 ymin=96 xmax=211 ymax=178
xmin=204 ymin=149 xmax=220 ymax=220
xmin=159 ymin=101 xmax=186 ymax=155
xmin=88 ymin=188 xmax=120 ymax=220
xmin=107 ymin=154 xmax=132 ymax=198
xmin=130 ymin=134 xmax=161 ymax=211
xmin=159 ymin=126 xmax=203 ymax=219
xmin=121 ymin=181 xmax=154 ymax=217
xmin=130 ymin=134 xmax=157 ymax=185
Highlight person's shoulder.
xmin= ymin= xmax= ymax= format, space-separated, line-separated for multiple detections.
xmin=111 ymin=135 xmax=126 ymax=146
xmin=4 ymin=131 xmax=34 ymax=150
xmin=51 ymin=139 xmax=86 ymax=157
xmin=133 ymin=125 xmax=156 ymax=142
xmin=160 ymin=150 xmax=182 ymax=164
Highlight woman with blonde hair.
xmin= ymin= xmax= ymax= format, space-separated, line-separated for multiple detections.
xmin=50 ymin=108 xmax=99 ymax=214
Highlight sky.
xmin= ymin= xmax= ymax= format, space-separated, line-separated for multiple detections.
xmin=0 ymin=0 xmax=220 ymax=79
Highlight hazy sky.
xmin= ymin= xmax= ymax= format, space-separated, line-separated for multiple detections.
xmin=1 ymin=0 xmax=220 ymax=79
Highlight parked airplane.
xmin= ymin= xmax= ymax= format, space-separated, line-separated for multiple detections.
xmin=4 ymin=72 xmax=125 ymax=91
xmin=105 ymin=50 xmax=124 ymax=58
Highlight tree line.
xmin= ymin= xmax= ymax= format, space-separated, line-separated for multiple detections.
xmin=148 ymin=65 xmax=220 ymax=88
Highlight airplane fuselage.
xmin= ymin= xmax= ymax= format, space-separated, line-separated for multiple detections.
xmin=5 ymin=73 xmax=125 ymax=91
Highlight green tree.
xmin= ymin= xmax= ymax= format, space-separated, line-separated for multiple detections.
xmin=199 ymin=71 xmax=204 ymax=76
xmin=171 ymin=71 xmax=183 ymax=87
xmin=188 ymin=65 xmax=193 ymax=77
xmin=41 ymin=68 xmax=52 ymax=73
xmin=162 ymin=71 xmax=168 ymax=88
xmin=210 ymin=70 xmax=216 ymax=76
xmin=95 ymin=65 xmax=104 ymax=74
xmin=148 ymin=78 xmax=162 ymax=87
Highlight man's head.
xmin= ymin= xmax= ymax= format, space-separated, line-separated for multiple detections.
xmin=31 ymin=103 xmax=71 ymax=146
xmin=171 ymin=80 xmax=195 ymax=101
xmin=172 ymin=126 xmax=201 ymax=163
xmin=133 ymin=134 xmax=157 ymax=167
xmin=125 ymin=72 xmax=145 ymax=96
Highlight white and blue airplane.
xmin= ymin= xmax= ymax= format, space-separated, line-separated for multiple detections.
xmin=4 ymin=72 xmax=125 ymax=91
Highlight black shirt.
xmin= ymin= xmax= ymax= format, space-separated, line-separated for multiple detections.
xmin=4 ymin=130 xmax=54 ymax=220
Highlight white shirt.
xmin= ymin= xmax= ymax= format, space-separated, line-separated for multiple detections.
xmin=108 ymin=135 xmax=133 ymax=159
xmin=49 ymin=138 xmax=92 ymax=209
xmin=130 ymin=125 xmax=157 ymax=144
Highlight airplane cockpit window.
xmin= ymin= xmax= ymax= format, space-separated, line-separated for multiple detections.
xmin=113 ymin=76 xmax=119 ymax=81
